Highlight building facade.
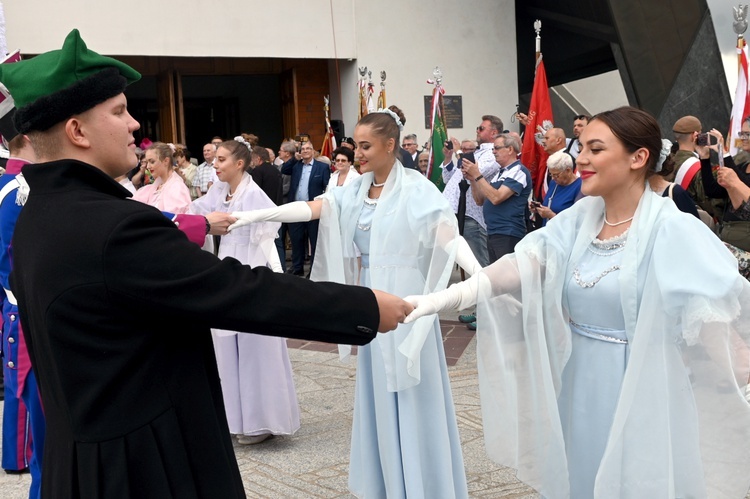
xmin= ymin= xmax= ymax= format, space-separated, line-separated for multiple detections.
xmin=7 ymin=0 xmax=519 ymax=155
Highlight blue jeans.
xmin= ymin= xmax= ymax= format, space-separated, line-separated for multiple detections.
xmin=462 ymin=216 xmax=489 ymax=268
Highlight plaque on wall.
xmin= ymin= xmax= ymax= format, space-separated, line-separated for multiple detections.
xmin=424 ymin=95 xmax=463 ymax=129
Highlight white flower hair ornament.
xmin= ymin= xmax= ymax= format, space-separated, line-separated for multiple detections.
xmin=375 ymin=108 xmax=404 ymax=132
xmin=656 ymin=139 xmax=672 ymax=173
xmin=234 ymin=135 xmax=253 ymax=151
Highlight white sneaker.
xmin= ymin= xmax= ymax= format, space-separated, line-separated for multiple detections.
xmin=237 ymin=433 xmax=273 ymax=445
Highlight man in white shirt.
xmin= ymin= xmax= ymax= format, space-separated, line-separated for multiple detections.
xmin=193 ymin=143 xmax=218 ymax=197
xmin=441 ymin=115 xmax=503 ymax=268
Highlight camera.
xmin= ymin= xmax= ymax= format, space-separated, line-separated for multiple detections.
xmin=696 ymin=133 xmax=709 ymax=147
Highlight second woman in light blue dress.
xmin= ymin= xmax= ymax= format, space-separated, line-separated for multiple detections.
xmin=228 ymin=110 xmax=482 ymax=498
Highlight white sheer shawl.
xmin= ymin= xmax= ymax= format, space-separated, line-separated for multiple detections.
xmin=474 ymin=189 xmax=750 ymax=497
xmin=312 ymin=161 xmax=458 ymax=391
xmin=189 ymin=173 xmax=281 ymax=336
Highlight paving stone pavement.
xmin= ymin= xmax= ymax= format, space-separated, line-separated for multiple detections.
xmin=3 ymin=322 xmax=750 ymax=498
xmin=0 ymin=321 xmax=538 ymax=498
xmin=3 ymin=261 xmax=749 ymax=498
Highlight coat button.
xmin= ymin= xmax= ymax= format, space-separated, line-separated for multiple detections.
xmin=7 ymin=361 xmax=14 ymax=368
xmin=9 ymin=314 xmax=15 ymax=321
xmin=7 ymin=337 xmax=14 ymax=343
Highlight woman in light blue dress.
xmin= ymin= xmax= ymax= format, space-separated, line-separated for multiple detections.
xmin=228 ymin=110 xmax=482 ymax=498
xmin=406 ymin=107 xmax=750 ymax=498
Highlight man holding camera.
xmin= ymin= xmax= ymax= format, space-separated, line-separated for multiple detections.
xmin=439 ymin=116 xmax=501 ymax=329
xmin=440 ymin=115 xmax=503 ymax=269
xmin=669 ymin=115 xmax=718 ymax=217
xmin=462 ymin=134 xmax=530 ymax=265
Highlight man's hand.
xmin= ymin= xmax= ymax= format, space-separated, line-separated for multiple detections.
xmin=516 ymin=112 xmax=530 ymax=126
xmin=372 ymin=289 xmax=414 ymax=332
xmin=205 ymin=212 xmax=237 ymax=235
xmin=461 ymin=159 xmax=480 ymax=180
xmin=442 ymin=137 xmax=461 ymax=159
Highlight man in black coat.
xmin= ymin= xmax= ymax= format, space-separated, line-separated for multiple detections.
xmin=0 ymin=29 xmax=411 ymax=499
xmin=249 ymin=145 xmax=283 ymax=205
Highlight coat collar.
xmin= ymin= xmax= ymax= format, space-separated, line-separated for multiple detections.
xmin=21 ymin=159 xmax=133 ymax=198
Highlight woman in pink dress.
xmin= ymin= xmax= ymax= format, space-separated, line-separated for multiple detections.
xmin=132 ymin=142 xmax=191 ymax=213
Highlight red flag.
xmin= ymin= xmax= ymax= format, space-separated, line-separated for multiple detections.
xmin=521 ymin=57 xmax=553 ymax=200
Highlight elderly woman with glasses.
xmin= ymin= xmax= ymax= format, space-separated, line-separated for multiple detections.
xmin=531 ymin=150 xmax=582 ymax=226
xmin=325 ymin=147 xmax=360 ymax=192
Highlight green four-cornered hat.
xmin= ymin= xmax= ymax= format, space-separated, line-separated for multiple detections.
xmin=0 ymin=29 xmax=141 ymax=134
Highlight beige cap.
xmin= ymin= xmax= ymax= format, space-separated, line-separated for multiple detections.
xmin=672 ymin=116 xmax=702 ymax=134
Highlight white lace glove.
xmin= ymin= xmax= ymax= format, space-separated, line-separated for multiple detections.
xmin=450 ymin=236 xmax=482 ymax=276
xmin=404 ymin=272 xmax=479 ymax=324
xmin=229 ymin=201 xmax=312 ymax=231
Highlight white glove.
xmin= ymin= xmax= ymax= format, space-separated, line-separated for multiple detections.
xmin=404 ymin=272 xmax=479 ymax=324
xmin=229 ymin=201 xmax=312 ymax=231
xmin=450 ymin=236 xmax=482 ymax=276
xmin=259 ymin=237 xmax=283 ymax=273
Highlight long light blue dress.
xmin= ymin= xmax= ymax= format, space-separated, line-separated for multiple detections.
xmin=348 ymin=196 xmax=468 ymax=499
xmin=558 ymin=229 xmax=628 ymax=499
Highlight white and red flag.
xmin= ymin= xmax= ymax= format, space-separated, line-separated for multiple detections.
xmin=521 ymin=55 xmax=553 ymax=200
xmin=728 ymin=38 xmax=750 ymax=155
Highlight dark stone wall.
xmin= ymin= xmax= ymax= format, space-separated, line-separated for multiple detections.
xmin=657 ymin=12 xmax=732 ymax=135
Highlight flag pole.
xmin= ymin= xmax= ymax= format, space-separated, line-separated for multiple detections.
xmin=521 ymin=19 xmax=554 ymax=201
xmin=729 ymin=4 xmax=749 ymax=153
xmin=737 ymin=4 xmax=747 ymax=69
xmin=320 ymin=95 xmax=336 ymax=160
xmin=377 ymin=71 xmax=387 ymax=109
xmin=426 ymin=66 xmax=447 ymax=190
xmin=358 ymin=66 xmax=367 ymax=120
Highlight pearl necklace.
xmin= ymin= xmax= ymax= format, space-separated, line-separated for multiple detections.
xmin=371 ymin=180 xmax=386 ymax=188
xmin=603 ymin=214 xmax=633 ymax=227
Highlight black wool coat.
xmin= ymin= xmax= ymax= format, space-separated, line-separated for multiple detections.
xmin=11 ymin=160 xmax=379 ymax=499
